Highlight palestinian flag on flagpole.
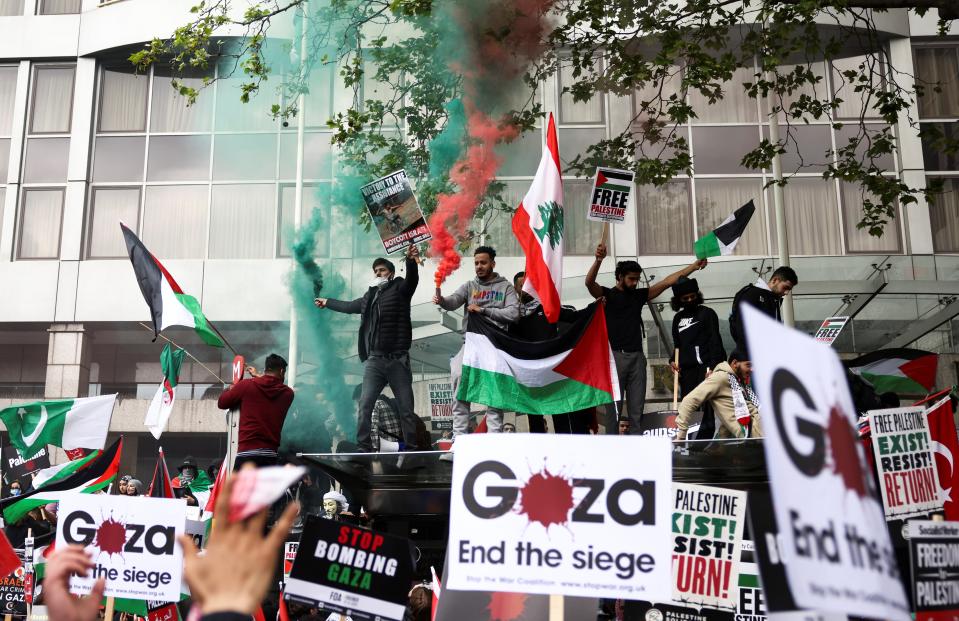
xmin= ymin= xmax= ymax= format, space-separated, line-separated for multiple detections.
xmin=511 ymin=112 xmax=564 ymax=323
xmin=148 ymin=447 xmax=175 ymax=499
xmin=457 ymin=303 xmax=620 ymax=415
xmin=0 ymin=394 xmax=116 ymax=459
xmin=145 ymin=343 xmax=185 ymax=440
xmin=846 ymin=348 xmax=939 ymax=395
xmin=0 ymin=439 xmax=122 ymax=524
xmin=121 ymin=223 xmax=224 ymax=348
xmin=693 ymin=200 xmax=755 ymax=259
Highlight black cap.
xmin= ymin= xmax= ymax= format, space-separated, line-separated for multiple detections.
xmin=671 ymin=276 xmax=699 ymax=298
xmin=729 ymin=348 xmax=749 ymax=363
xmin=178 ymin=456 xmax=198 ymax=472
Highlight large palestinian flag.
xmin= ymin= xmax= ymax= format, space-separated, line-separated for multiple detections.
xmin=0 ymin=439 xmax=121 ymax=524
xmin=846 ymin=348 xmax=938 ymax=394
xmin=457 ymin=303 xmax=619 ymax=415
xmin=121 ymin=223 xmax=224 ymax=347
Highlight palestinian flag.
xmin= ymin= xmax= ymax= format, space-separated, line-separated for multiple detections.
xmin=512 ymin=113 xmax=564 ymax=323
xmin=457 ymin=303 xmax=619 ymax=415
xmin=0 ymin=394 xmax=116 ymax=459
xmin=0 ymin=439 xmax=121 ymax=524
xmin=31 ymin=449 xmax=101 ymax=489
xmin=145 ymin=343 xmax=185 ymax=439
xmin=148 ymin=448 xmax=175 ymax=499
xmin=32 ymin=543 xmax=54 ymax=580
xmin=694 ymin=200 xmax=755 ymax=259
xmin=121 ymin=223 xmax=224 ymax=347
xmin=846 ymin=348 xmax=939 ymax=395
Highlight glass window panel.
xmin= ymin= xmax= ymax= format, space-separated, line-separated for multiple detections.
xmin=762 ymin=124 xmax=833 ymax=173
xmin=834 ymin=123 xmax=896 ymax=172
xmin=362 ymin=61 xmax=399 ymax=112
xmin=150 ymin=66 xmax=213 ymax=133
xmin=914 ymin=47 xmax=959 ymax=119
xmin=831 ymin=54 xmax=885 ymax=120
xmin=88 ymin=188 xmax=140 ymax=258
xmin=279 ymin=132 xmax=297 ymax=179
xmin=209 ymin=184 xmax=274 ymax=259
xmin=929 ymin=177 xmax=959 ymax=253
xmin=637 ymin=180 xmax=692 ymax=254
xmin=0 ymin=1 xmax=23 ymax=15
xmin=634 ymin=66 xmax=683 ymax=117
xmin=695 ymin=178 xmax=768 ymax=255
xmin=840 ymin=182 xmax=901 ymax=253
xmin=561 ymin=127 xmax=605 ymax=166
xmin=692 ymin=126 xmax=762 ymax=174
xmin=0 ymin=138 xmax=9 ymax=181
xmin=688 ymin=67 xmax=757 ymax=123
xmin=214 ymin=69 xmax=277 ymax=131
xmin=559 ymin=61 xmax=603 ymax=124
xmin=0 ymin=66 xmax=18 ymax=136
xmin=23 ymin=137 xmax=68 ymax=183
xmin=147 ymin=135 xmax=211 ymax=181
xmin=212 ymin=134 xmax=277 ymax=180
xmin=495 ymin=131 xmax=542 ymax=176
xmin=305 ymin=64 xmax=333 ymax=128
xmin=481 ymin=181 xmax=523 ymax=256
xmin=278 ymin=183 xmax=331 ymax=257
xmin=563 ymin=179 xmax=603 ymax=255
xmin=782 ymin=178 xmax=841 ymax=255
xmin=98 ymin=65 xmax=148 ymax=132
xmin=921 ymin=122 xmax=959 ymax=171
xmin=18 ymin=189 xmax=62 ymax=258
xmin=38 ymin=0 xmax=79 ymax=13
xmin=303 ymin=132 xmax=333 ymax=179
xmin=92 ymin=136 xmax=145 ymax=183
xmin=770 ymin=62 xmax=829 ymax=122
xmin=30 ymin=65 xmax=75 ymax=133
xmin=142 ymin=185 xmax=208 ymax=259
xmin=0 ymin=188 xmax=5 ymax=235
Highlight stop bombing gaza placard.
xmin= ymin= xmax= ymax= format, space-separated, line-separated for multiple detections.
xmin=869 ymin=406 xmax=943 ymax=520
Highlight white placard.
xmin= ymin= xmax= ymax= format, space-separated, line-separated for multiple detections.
xmin=869 ymin=407 xmax=942 ymax=520
xmin=446 ymin=434 xmax=672 ymax=601
xmin=56 ymin=494 xmax=187 ymax=601
xmin=743 ymin=306 xmax=909 ymax=620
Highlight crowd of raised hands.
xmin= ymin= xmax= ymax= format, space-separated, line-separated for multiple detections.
xmin=43 ymin=464 xmax=298 ymax=621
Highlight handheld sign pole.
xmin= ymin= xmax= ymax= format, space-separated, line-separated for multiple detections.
xmin=672 ymin=349 xmax=680 ymax=410
xmin=549 ymin=594 xmax=565 ymax=621
xmin=599 ymin=222 xmax=609 ymax=247
xmin=104 ymin=596 xmax=115 ymax=621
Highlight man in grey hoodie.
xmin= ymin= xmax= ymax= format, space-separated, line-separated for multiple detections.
xmin=433 ymin=246 xmax=519 ymax=440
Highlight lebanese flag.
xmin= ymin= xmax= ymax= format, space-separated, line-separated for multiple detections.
xmin=148 ymin=447 xmax=175 ymax=499
xmin=511 ymin=113 xmax=564 ymax=323
xmin=919 ymin=392 xmax=959 ymax=520
xmin=457 ymin=303 xmax=620 ymax=415
xmin=121 ymin=223 xmax=224 ymax=348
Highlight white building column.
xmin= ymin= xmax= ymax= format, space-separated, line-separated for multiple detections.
xmin=44 ymin=322 xmax=91 ymax=399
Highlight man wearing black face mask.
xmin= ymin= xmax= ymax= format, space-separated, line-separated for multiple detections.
xmin=315 ymin=245 xmax=420 ymax=452
xmin=670 ymin=277 xmax=725 ymax=440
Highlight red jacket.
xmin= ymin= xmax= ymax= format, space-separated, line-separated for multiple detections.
xmin=217 ymin=375 xmax=294 ymax=453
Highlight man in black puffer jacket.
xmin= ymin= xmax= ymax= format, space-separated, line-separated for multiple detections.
xmin=316 ymin=245 xmax=420 ymax=451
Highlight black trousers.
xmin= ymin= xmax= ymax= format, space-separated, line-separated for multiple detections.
xmin=679 ymin=365 xmax=715 ymax=440
xmin=528 ymin=409 xmax=591 ymax=434
xmin=356 ymin=353 xmax=418 ymax=451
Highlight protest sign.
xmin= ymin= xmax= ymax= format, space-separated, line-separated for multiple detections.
xmin=813 ymin=317 xmax=849 ymax=345
xmin=672 ymin=483 xmax=747 ymax=609
xmin=360 ymin=169 xmax=431 ymax=254
xmin=869 ymin=407 xmax=942 ymax=520
xmin=641 ymin=409 xmax=702 ymax=439
xmin=738 ymin=562 xmax=766 ymax=621
xmin=56 ymin=494 xmax=186 ymax=601
xmin=624 ymin=599 xmax=734 ymax=621
xmin=283 ymin=541 xmax=299 ymax=581
xmin=428 ymin=381 xmax=454 ymax=431
xmin=146 ymin=600 xmax=179 ymax=621
xmin=2 ymin=446 xmax=49 ymax=483
xmin=285 ymin=517 xmax=414 ymax=621
xmin=587 ymin=167 xmax=634 ymax=223
xmin=742 ymin=306 xmax=910 ymax=620
xmin=184 ymin=517 xmax=208 ymax=549
xmin=908 ymin=520 xmax=959 ymax=621
xmin=0 ymin=566 xmax=26 ymax=617
xmin=446 ymin=434 xmax=672 ymax=600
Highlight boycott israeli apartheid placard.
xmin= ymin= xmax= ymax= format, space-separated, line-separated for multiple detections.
xmin=284 ymin=517 xmax=414 ymax=621
xmin=869 ymin=406 xmax=942 ymax=520
xmin=672 ymin=483 xmax=747 ymax=609
xmin=446 ymin=434 xmax=672 ymax=601
xmin=908 ymin=520 xmax=959 ymax=621
xmin=360 ymin=169 xmax=431 ymax=254
xmin=56 ymin=494 xmax=186 ymax=601
xmin=742 ymin=306 xmax=910 ymax=620
xmin=587 ymin=167 xmax=634 ymax=223
xmin=428 ymin=381 xmax=454 ymax=431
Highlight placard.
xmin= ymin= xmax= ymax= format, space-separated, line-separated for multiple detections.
xmin=742 ymin=306 xmax=910 ymax=620
xmin=428 ymin=381 xmax=454 ymax=431
xmin=813 ymin=317 xmax=849 ymax=345
xmin=640 ymin=409 xmax=702 ymax=439
xmin=284 ymin=517 xmax=414 ymax=621
xmin=738 ymin=562 xmax=766 ymax=621
xmin=360 ymin=169 xmax=431 ymax=254
xmin=0 ymin=566 xmax=26 ymax=617
xmin=56 ymin=494 xmax=187 ymax=601
xmin=672 ymin=483 xmax=747 ymax=609
xmin=908 ymin=521 xmax=959 ymax=621
xmin=869 ymin=407 xmax=942 ymax=520
xmin=587 ymin=167 xmax=634 ymax=223
xmin=284 ymin=541 xmax=299 ymax=581
xmin=2 ymin=445 xmax=49 ymax=483
xmin=446 ymin=434 xmax=672 ymax=601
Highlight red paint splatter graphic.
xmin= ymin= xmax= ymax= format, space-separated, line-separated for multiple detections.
xmin=517 ymin=468 xmax=574 ymax=529
xmin=487 ymin=592 xmax=527 ymax=621
xmin=95 ymin=517 xmax=127 ymax=557
xmin=827 ymin=404 xmax=870 ymax=499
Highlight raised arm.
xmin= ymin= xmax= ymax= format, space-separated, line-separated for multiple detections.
xmin=322 ymin=296 xmax=364 ymax=314
xmin=399 ymin=251 xmax=419 ymax=297
xmin=435 ymin=283 xmax=468 ymax=311
xmin=585 ymin=243 xmax=607 ymax=299
xmin=649 ymin=259 xmax=707 ymax=301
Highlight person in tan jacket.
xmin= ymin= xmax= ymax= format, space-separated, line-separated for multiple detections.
xmin=675 ymin=349 xmax=762 ymax=441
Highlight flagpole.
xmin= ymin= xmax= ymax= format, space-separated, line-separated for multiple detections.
xmin=205 ymin=321 xmax=239 ymax=357
xmin=765 ymin=68 xmax=795 ymax=327
xmin=136 ymin=323 xmax=226 ymax=384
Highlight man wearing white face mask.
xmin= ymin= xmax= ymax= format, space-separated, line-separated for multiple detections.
xmin=315 ymin=245 xmax=420 ymax=452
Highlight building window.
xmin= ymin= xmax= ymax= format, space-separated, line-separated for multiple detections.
xmin=0 ymin=1 xmax=24 ymax=16
xmin=830 ymin=54 xmax=886 ymax=121
xmin=780 ymin=178 xmax=841 ymax=255
xmin=38 ymin=0 xmax=79 ymax=13
xmin=209 ymin=184 xmax=275 ymax=259
xmin=688 ymin=67 xmax=758 ymax=124
xmin=914 ymin=46 xmax=959 ymax=119
xmin=840 ymin=182 xmax=901 ymax=253
xmin=29 ymin=65 xmax=74 ymax=133
xmin=98 ymin=65 xmax=148 ymax=132
xmin=0 ymin=65 xmax=17 ymax=184
xmin=921 ymin=122 xmax=959 ymax=172
xmin=694 ymin=178 xmax=768 ymax=255
xmin=928 ymin=177 xmax=959 ymax=253
xmin=278 ymin=183 xmax=331 ymax=257
xmin=141 ymin=185 xmax=209 ymax=259
xmin=692 ymin=126 xmax=762 ymax=174
xmin=87 ymin=187 xmax=140 ymax=258
xmin=18 ymin=188 xmax=64 ymax=258
xmin=637 ymin=180 xmax=692 ymax=254
xmin=558 ymin=60 xmax=604 ymax=124
xmin=563 ymin=179 xmax=602 ymax=256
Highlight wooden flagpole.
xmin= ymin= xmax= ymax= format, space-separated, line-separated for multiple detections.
xmin=136 ymin=323 xmax=226 ymax=384
xmin=548 ymin=594 xmax=564 ymax=621
xmin=103 ymin=596 xmax=115 ymax=621
xmin=672 ymin=348 xmax=680 ymax=410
